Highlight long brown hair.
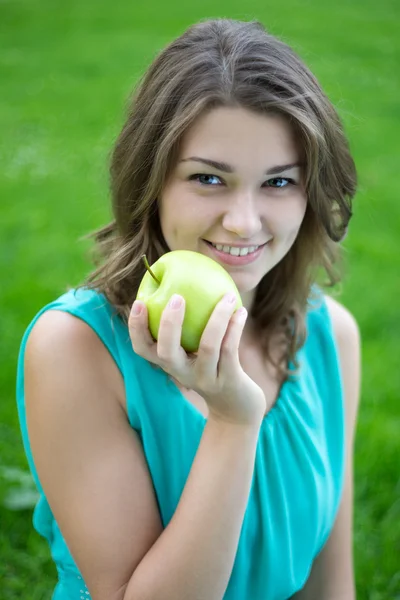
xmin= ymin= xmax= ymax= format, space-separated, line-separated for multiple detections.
xmin=80 ymin=18 xmax=357 ymax=379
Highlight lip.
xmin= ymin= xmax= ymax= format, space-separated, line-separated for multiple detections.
xmin=203 ymin=240 xmax=268 ymax=266
xmin=205 ymin=241 xmax=264 ymax=248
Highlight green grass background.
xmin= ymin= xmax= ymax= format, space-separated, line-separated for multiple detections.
xmin=1 ymin=0 xmax=399 ymax=597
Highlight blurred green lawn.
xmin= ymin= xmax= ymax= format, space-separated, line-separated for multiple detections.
xmin=1 ymin=0 xmax=399 ymax=598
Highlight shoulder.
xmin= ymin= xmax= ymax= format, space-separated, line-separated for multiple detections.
xmin=27 ymin=308 xmax=96 ymax=346
xmin=323 ymin=294 xmax=360 ymax=346
xmin=323 ymin=294 xmax=362 ymax=437
xmin=26 ymin=309 xmax=105 ymax=368
xmin=25 ymin=309 xmax=125 ymax=409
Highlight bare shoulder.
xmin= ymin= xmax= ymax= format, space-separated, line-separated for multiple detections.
xmin=323 ymin=294 xmax=362 ymax=434
xmin=26 ymin=309 xmax=99 ymax=359
xmin=323 ymin=293 xmax=360 ymax=345
xmin=25 ymin=309 xmax=125 ymax=409
xmin=27 ymin=308 xmax=107 ymax=355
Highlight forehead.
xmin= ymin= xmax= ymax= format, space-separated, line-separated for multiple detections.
xmin=178 ymin=106 xmax=300 ymax=165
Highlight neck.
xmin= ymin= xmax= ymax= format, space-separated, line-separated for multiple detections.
xmin=240 ymin=289 xmax=255 ymax=313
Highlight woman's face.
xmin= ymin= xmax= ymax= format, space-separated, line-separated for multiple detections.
xmin=159 ymin=106 xmax=308 ymax=309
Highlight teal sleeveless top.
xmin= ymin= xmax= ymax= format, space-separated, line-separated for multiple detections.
xmin=16 ymin=286 xmax=345 ymax=600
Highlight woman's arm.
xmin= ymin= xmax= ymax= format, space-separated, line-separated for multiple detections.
xmin=25 ymin=310 xmax=262 ymax=600
xmin=292 ymin=296 xmax=361 ymax=599
xmin=127 ymin=416 xmax=261 ymax=600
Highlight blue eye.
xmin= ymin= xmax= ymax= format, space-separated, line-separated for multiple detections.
xmin=265 ymin=177 xmax=294 ymax=188
xmin=188 ymin=174 xmax=295 ymax=188
xmin=189 ymin=174 xmax=222 ymax=185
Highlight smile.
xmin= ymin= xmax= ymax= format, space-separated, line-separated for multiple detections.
xmin=203 ymin=240 xmax=269 ymax=266
xmin=208 ymin=242 xmax=261 ymax=256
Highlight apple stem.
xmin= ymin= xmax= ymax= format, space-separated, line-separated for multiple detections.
xmin=141 ymin=254 xmax=160 ymax=285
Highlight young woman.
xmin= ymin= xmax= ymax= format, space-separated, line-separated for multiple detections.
xmin=17 ymin=18 xmax=361 ymax=600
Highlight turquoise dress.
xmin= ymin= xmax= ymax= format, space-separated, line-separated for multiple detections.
xmin=16 ymin=286 xmax=345 ymax=600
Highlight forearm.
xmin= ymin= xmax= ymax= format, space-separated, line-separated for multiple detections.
xmin=125 ymin=416 xmax=261 ymax=600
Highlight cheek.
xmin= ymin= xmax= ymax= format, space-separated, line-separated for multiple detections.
xmin=272 ymin=205 xmax=306 ymax=231
xmin=268 ymin=196 xmax=307 ymax=242
xmin=283 ymin=195 xmax=307 ymax=227
xmin=160 ymin=191 xmax=182 ymax=226
xmin=159 ymin=194 xmax=204 ymax=243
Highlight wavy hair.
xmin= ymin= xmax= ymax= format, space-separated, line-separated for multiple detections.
xmin=80 ymin=18 xmax=357 ymax=380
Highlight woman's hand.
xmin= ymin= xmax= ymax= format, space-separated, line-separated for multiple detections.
xmin=128 ymin=292 xmax=266 ymax=427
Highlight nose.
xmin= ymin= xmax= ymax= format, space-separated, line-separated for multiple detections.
xmin=221 ymin=193 xmax=262 ymax=239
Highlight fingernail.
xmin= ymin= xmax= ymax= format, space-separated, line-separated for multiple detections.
xmin=168 ymin=294 xmax=183 ymax=310
xmin=225 ymin=293 xmax=237 ymax=304
xmin=132 ymin=301 xmax=143 ymax=315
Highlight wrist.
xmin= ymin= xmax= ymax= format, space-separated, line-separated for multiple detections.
xmin=207 ymin=411 xmax=263 ymax=434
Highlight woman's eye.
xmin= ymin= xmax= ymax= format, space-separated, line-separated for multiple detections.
xmin=265 ymin=177 xmax=294 ymax=188
xmin=189 ymin=174 xmax=222 ymax=186
xmin=188 ymin=174 xmax=295 ymax=188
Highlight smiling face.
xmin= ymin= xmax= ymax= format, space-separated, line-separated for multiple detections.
xmin=159 ymin=106 xmax=308 ymax=310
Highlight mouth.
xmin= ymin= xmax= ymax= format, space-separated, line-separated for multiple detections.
xmin=202 ymin=239 xmax=269 ymax=266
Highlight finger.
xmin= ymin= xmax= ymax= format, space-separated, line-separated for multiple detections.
xmin=195 ymin=293 xmax=238 ymax=381
xmin=156 ymin=294 xmax=188 ymax=369
xmin=128 ymin=301 xmax=159 ymax=361
xmin=218 ymin=307 xmax=248 ymax=374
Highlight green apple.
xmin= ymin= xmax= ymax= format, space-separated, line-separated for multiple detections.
xmin=136 ymin=250 xmax=243 ymax=352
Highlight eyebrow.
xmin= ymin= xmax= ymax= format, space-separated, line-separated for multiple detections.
xmin=179 ymin=157 xmax=302 ymax=175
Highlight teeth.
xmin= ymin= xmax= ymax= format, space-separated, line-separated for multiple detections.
xmin=213 ymin=243 xmax=259 ymax=256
